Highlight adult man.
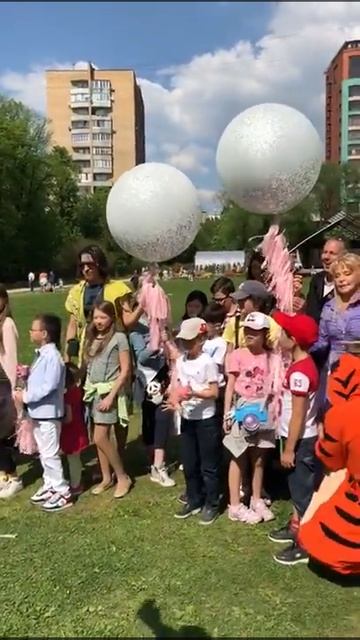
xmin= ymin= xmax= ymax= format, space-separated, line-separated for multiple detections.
xmin=210 ymin=276 xmax=237 ymax=325
xmin=305 ymin=238 xmax=346 ymax=324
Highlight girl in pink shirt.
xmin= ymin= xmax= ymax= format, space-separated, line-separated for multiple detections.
xmin=223 ymin=312 xmax=276 ymax=524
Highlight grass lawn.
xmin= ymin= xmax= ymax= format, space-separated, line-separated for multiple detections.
xmin=0 ymin=281 xmax=358 ymax=638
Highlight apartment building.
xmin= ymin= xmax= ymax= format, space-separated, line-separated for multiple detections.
xmin=46 ymin=62 xmax=145 ymax=193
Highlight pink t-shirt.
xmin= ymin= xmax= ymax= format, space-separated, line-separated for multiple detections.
xmin=227 ymin=348 xmax=270 ymax=400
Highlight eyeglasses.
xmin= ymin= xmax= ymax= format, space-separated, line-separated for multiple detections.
xmin=212 ymin=295 xmax=229 ymax=303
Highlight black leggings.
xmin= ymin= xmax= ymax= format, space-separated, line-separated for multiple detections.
xmin=0 ymin=438 xmax=16 ymax=475
xmin=141 ymin=400 xmax=173 ymax=449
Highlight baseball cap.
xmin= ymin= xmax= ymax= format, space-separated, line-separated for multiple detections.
xmin=231 ymin=280 xmax=270 ymax=302
xmin=176 ymin=317 xmax=208 ymax=341
xmin=243 ymin=312 xmax=270 ymax=331
xmin=272 ymin=311 xmax=318 ymax=349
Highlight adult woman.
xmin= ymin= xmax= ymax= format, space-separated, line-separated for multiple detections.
xmin=0 ymin=285 xmax=21 ymax=499
xmin=311 ymin=253 xmax=360 ymax=368
xmin=246 ymin=251 xmax=264 ymax=282
xmin=65 ymin=245 xmax=135 ymax=365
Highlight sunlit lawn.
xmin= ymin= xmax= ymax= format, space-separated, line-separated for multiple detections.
xmin=0 ymin=280 xmax=358 ymax=638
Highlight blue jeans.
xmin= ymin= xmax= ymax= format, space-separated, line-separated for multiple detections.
xmin=181 ymin=416 xmax=222 ymax=510
xmin=286 ymin=436 xmax=319 ymax=518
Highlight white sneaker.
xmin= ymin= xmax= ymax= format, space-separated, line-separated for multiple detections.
xmin=42 ymin=492 xmax=73 ymax=512
xmin=0 ymin=476 xmax=9 ymax=491
xmin=0 ymin=478 xmax=23 ymax=499
xmin=150 ymin=465 xmax=176 ymax=487
xmin=30 ymin=486 xmax=54 ymax=505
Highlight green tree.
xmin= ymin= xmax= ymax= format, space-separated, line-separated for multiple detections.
xmin=46 ymin=145 xmax=80 ymax=239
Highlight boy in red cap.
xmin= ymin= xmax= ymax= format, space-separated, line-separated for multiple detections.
xmin=268 ymin=311 xmax=320 ymax=566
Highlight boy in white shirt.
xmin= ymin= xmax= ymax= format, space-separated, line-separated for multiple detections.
xmin=202 ymin=303 xmax=227 ymax=424
xmin=174 ymin=318 xmax=221 ymax=525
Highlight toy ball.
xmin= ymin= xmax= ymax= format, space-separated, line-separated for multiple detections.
xmin=216 ymin=103 xmax=323 ymax=215
xmin=242 ymin=413 xmax=260 ymax=433
xmin=106 ymin=162 xmax=202 ymax=262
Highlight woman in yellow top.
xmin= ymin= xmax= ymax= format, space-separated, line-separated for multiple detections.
xmin=65 ymin=245 xmax=144 ymax=365
xmin=222 ymin=281 xmax=280 ymax=352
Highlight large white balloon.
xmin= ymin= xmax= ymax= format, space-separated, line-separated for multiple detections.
xmin=216 ymin=103 xmax=323 ymax=215
xmin=106 ymin=163 xmax=202 ymax=262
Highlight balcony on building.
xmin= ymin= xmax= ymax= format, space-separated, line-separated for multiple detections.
xmin=72 ymin=147 xmax=91 ymax=161
xmin=93 ymin=160 xmax=112 ymax=174
xmin=91 ymin=117 xmax=112 ymax=132
xmin=78 ymin=172 xmax=93 ymax=185
xmin=348 ymin=145 xmax=360 ymax=159
xmin=70 ymin=86 xmax=90 ymax=108
xmin=92 ymin=133 xmax=112 ymax=147
xmin=93 ymin=173 xmax=112 ymax=187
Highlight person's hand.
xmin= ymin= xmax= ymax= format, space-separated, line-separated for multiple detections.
xmin=97 ymin=394 xmax=115 ymax=412
xmin=13 ymin=389 xmax=24 ymax=404
xmin=293 ymin=274 xmax=303 ymax=294
xmin=293 ymin=296 xmax=305 ymax=312
xmin=281 ymin=447 xmax=295 ymax=469
xmin=223 ymin=413 xmax=233 ymax=434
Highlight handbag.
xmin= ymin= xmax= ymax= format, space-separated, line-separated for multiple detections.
xmin=234 ymin=402 xmax=269 ymax=435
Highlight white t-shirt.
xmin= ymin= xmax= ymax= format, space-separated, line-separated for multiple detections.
xmin=28 ymin=272 xmax=35 ymax=282
xmin=202 ymin=337 xmax=227 ymax=387
xmin=175 ymin=352 xmax=218 ymax=420
xmin=279 ymin=357 xmax=319 ymax=439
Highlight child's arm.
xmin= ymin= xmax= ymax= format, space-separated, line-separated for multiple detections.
xmin=97 ymin=347 xmax=130 ymax=412
xmin=23 ymin=358 xmax=63 ymax=404
xmin=281 ymin=394 xmax=309 ymax=468
xmin=191 ymin=382 xmax=218 ymax=400
xmin=223 ymin=373 xmax=236 ymax=433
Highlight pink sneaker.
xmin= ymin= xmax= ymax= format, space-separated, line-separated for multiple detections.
xmin=241 ymin=507 xmax=262 ymax=524
xmin=251 ymin=497 xmax=275 ymax=522
xmin=228 ymin=503 xmax=250 ymax=522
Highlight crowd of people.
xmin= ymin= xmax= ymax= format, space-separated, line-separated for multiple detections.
xmin=0 ymin=239 xmax=359 ymax=579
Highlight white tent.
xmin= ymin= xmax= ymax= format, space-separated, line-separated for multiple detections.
xmin=195 ymin=251 xmax=245 ymax=269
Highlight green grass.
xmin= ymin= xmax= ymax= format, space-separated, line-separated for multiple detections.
xmin=0 ymin=282 xmax=358 ymax=637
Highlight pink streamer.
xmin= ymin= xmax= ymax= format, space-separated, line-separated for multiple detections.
xmin=138 ymin=274 xmax=171 ymax=351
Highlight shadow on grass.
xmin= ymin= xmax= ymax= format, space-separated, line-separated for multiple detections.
xmin=138 ymin=599 xmax=212 ymax=638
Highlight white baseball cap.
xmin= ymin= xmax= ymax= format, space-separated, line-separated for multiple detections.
xmin=243 ymin=312 xmax=270 ymax=331
xmin=176 ymin=317 xmax=208 ymax=340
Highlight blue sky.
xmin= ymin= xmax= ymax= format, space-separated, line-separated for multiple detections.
xmin=1 ymin=2 xmax=360 ymax=209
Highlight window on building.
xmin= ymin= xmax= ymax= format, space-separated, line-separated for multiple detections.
xmin=72 ymin=133 xmax=90 ymax=144
xmin=349 ymin=85 xmax=360 ymax=98
xmin=92 ymin=107 xmax=109 ymax=116
xmin=93 ymin=158 xmax=112 ymax=169
xmin=75 ymin=147 xmax=90 ymax=155
xmin=93 ymin=174 xmax=110 ymax=182
xmin=71 ymin=80 xmax=88 ymax=88
xmin=71 ymin=93 xmax=90 ymax=103
xmin=348 ymin=145 xmax=360 ymax=156
xmin=92 ymin=91 xmax=111 ymax=104
xmin=349 ymin=115 xmax=360 ymax=126
xmin=92 ymin=147 xmax=112 ymax=156
xmin=92 ymin=80 xmax=110 ymax=89
xmin=72 ymin=108 xmax=89 ymax=116
xmin=348 ymin=129 xmax=360 ymax=140
xmin=72 ymin=120 xmax=89 ymax=130
xmin=349 ymin=56 xmax=360 ymax=78
xmin=92 ymin=132 xmax=111 ymax=142
xmin=349 ymin=100 xmax=360 ymax=112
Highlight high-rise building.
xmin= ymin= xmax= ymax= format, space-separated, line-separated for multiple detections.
xmin=325 ymin=40 xmax=360 ymax=165
xmin=46 ymin=63 xmax=145 ymax=193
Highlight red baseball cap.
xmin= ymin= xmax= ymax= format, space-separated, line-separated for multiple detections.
xmin=272 ymin=311 xmax=318 ymax=349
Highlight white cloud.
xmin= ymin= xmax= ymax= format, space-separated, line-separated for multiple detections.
xmin=1 ymin=3 xmax=360 ymax=209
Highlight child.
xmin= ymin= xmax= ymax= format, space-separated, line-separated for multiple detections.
xmin=14 ymin=314 xmax=72 ymax=512
xmin=223 ymin=312 xmax=276 ymax=524
xmin=182 ymin=290 xmax=208 ymax=320
xmin=202 ymin=303 xmax=227 ymax=423
xmin=129 ymin=313 xmax=175 ymax=488
xmin=174 ymin=317 xmax=221 ymax=525
xmin=61 ymin=363 xmax=89 ymax=496
xmin=0 ymin=284 xmax=22 ymax=499
xmin=268 ymin=311 xmax=319 ymax=566
xmin=83 ymin=301 xmax=131 ymax=499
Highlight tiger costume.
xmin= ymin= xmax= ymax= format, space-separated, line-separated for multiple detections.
xmin=298 ymin=353 xmax=360 ymax=576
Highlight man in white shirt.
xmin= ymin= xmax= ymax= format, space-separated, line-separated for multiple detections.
xmin=28 ymin=271 xmax=35 ymax=292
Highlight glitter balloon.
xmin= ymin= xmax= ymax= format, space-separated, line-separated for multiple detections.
xmin=106 ymin=163 xmax=202 ymax=262
xmin=216 ymin=103 xmax=323 ymax=215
